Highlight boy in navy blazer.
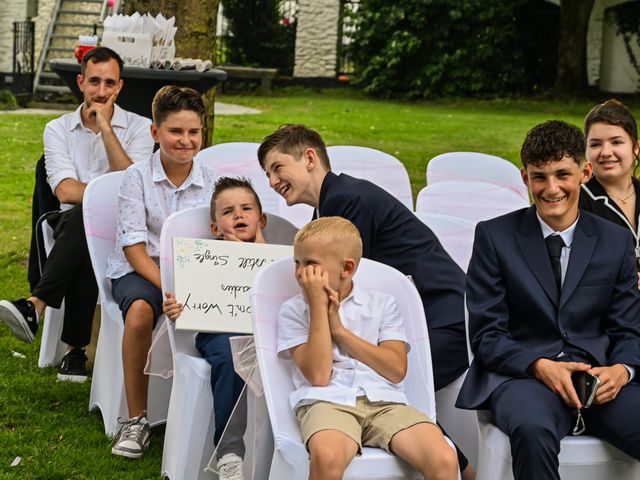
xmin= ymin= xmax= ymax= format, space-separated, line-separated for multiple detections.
xmin=457 ymin=120 xmax=640 ymax=480
xmin=258 ymin=124 xmax=472 ymax=477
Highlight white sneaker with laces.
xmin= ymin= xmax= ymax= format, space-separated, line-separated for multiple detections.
xmin=111 ymin=412 xmax=150 ymax=459
xmin=216 ymin=453 xmax=244 ymax=480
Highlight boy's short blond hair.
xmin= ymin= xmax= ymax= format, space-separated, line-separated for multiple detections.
xmin=295 ymin=217 xmax=362 ymax=262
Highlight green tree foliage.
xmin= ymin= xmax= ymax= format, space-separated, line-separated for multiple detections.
xmin=222 ymin=0 xmax=296 ymax=74
xmin=351 ymin=0 xmax=530 ymax=98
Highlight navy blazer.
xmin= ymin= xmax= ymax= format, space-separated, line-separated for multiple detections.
xmin=318 ymin=172 xmax=466 ymax=331
xmin=456 ymin=206 xmax=640 ymax=410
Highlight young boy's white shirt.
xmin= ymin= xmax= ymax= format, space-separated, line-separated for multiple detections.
xmin=44 ymin=104 xmax=154 ymax=211
xmin=276 ymin=283 xmax=409 ymax=411
xmin=105 ymin=150 xmax=219 ymax=279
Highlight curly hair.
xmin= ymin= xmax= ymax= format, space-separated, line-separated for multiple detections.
xmin=520 ymin=120 xmax=585 ymax=168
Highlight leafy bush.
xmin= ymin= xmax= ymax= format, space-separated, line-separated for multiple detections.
xmin=0 ymin=89 xmax=18 ymax=110
xmin=351 ymin=0 xmax=531 ymax=98
xmin=221 ymin=0 xmax=296 ymax=75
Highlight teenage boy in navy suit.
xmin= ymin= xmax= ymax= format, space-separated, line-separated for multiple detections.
xmin=258 ymin=124 xmax=473 ymax=478
xmin=456 ymin=120 xmax=640 ymax=480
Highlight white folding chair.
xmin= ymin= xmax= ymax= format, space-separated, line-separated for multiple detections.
xmin=415 ymin=180 xmax=529 ymax=224
xmin=414 ymin=212 xmax=475 ymax=273
xmin=83 ymin=171 xmax=172 ymax=437
xmin=159 ymin=206 xmax=297 ymax=480
xmin=413 ymin=211 xmax=478 ymax=468
xmin=328 ymin=145 xmax=414 ymax=210
xmin=36 ymin=215 xmax=67 ymax=367
xmin=252 ymin=257 xmax=460 ymax=479
xmin=426 ymin=152 xmax=529 ymax=203
xmin=462 ymin=306 xmax=640 ymax=480
xmin=196 ymin=142 xmax=314 ymax=228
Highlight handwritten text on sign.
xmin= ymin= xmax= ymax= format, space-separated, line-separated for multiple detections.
xmin=173 ymin=237 xmax=293 ymax=333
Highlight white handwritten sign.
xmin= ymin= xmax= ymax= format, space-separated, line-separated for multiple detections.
xmin=173 ymin=237 xmax=293 ymax=332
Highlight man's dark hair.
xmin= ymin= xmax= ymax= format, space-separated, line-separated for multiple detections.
xmin=257 ymin=124 xmax=331 ymax=170
xmin=81 ymin=47 xmax=123 ymax=76
xmin=521 ymin=120 xmax=585 ymax=168
xmin=210 ymin=176 xmax=263 ymax=221
xmin=585 ymin=99 xmax=638 ymax=147
xmin=151 ymin=85 xmax=205 ymax=126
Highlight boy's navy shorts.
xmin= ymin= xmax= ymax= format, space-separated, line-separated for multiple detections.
xmin=111 ymin=271 xmax=163 ymax=328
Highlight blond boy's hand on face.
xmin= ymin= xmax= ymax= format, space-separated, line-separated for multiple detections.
xmin=298 ymin=265 xmax=330 ymax=309
xmin=325 ymin=285 xmax=344 ymax=337
xmin=163 ymin=291 xmax=183 ymax=322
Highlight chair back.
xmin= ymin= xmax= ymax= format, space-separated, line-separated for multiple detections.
xmin=415 ymin=212 xmax=475 ymax=273
xmin=328 ymin=145 xmax=414 ymax=210
xmin=415 ymin=180 xmax=529 ymax=224
xmin=196 ymin=142 xmax=314 ymax=228
xmin=83 ymin=171 xmax=125 ymax=305
xmin=252 ymin=257 xmax=436 ymax=454
xmin=427 ymin=151 xmax=529 ymax=203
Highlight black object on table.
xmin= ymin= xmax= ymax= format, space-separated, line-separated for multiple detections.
xmin=49 ymin=58 xmax=227 ymax=119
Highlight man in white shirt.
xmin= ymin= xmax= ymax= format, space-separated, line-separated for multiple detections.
xmin=456 ymin=120 xmax=640 ymax=480
xmin=0 ymin=47 xmax=154 ymax=382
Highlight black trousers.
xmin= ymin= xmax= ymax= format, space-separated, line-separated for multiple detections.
xmin=490 ymin=377 xmax=640 ymax=480
xmin=32 ymin=205 xmax=98 ymax=347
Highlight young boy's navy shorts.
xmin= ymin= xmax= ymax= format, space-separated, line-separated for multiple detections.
xmin=111 ymin=271 xmax=163 ymax=327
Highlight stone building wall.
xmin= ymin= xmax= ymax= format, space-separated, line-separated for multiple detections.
xmin=33 ymin=0 xmax=57 ymax=72
xmin=293 ymin=0 xmax=341 ymax=78
xmin=0 ymin=0 xmax=28 ymax=72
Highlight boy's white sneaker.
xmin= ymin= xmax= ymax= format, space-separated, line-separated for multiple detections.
xmin=111 ymin=411 xmax=150 ymax=459
xmin=217 ymin=453 xmax=244 ymax=480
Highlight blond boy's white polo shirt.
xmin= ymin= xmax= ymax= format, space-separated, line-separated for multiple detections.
xmin=105 ymin=151 xmax=219 ymax=280
xmin=277 ymin=284 xmax=410 ymax=411
xmin=43 ymin=103 xmax=154 ymax=210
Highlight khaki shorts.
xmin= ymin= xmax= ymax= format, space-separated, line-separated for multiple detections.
xmin=296 ymin=397 xmax=435 ymax=454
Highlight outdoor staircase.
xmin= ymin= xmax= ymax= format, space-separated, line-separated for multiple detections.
xmin=34 ymin=0 xmax=105 ymax=96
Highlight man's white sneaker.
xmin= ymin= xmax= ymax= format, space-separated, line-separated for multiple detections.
xmin=217 ymin=453 xmax=244 ymax=480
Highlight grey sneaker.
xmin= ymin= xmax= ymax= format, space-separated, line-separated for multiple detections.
xmin=57 ymin=348 xmax=88 ymax=383
xmin=0 ymin=299 xmax=38 ymax=343
xmin=111 ymin=412 xmax=150 ymax=459
xmin=217 ymin=453 xmax=244 ymax=480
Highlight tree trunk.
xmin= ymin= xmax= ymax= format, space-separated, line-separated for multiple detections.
xmin=552 ymin=0 xmax=595 ymax=95
xmin=125 ymin=0 xmax=220 ymax=146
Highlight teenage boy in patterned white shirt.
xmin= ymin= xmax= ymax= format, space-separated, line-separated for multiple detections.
xmin=277 ymin=217 xmax=458 ymax=480
xmin=106 ymin=85 xmax=218 ymax=458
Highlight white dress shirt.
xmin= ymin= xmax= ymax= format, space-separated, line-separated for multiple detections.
xmin=537 ymin=213 xmax=635 ymax=382
xmin=105 ymin=151 xmax=219 ymax=280
xmin=277 ymin=283 xmax=410 ymax=411
xmin=44 ymin=103 xmax=154 ymax=210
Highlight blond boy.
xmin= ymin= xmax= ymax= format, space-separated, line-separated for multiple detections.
xmin=277 ymin=217 xmax=458 ymax=480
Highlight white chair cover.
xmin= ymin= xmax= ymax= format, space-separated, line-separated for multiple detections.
xmin=158 ymin=206 xmax=296 ymax=480
xmin=462 ymin=301 xmax=640 ymax=480
xmin=415 ymin=180 xmax=530 ymax=224
xmin=252 ymin=257 xmax=460 ymax=479
xmin=328 ymin=145 xmax=414 ymax=210
xmin=426 ymin=152 xmax=529 ymax=203
xmin=196 ymin=142 xmax=314 ymax=228
xmin=83 ymin=171 xmax=171 ymax=437
xmin=414 ymin=212 xmax=475 ymax=273
xmin=37 ymin=217 xmax=67 ymax=367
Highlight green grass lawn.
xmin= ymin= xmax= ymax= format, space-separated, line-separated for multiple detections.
xmin=0 ymin=89 xmax=636 ymax=479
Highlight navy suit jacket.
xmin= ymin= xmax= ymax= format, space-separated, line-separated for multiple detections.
xmin=318 ymin=172 xmax=466 ymax=331
xmin=457 ymin=206 xmax=640 ymax=410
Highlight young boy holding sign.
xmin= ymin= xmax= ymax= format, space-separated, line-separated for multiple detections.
xmin=106 ymin=85 xmax=218 ymax=458
xmin=163 ymin=176 xmax=268 ymax=480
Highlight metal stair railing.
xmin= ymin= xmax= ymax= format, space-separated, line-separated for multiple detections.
xmin=33 ymin=0 xmax=63 ymax=93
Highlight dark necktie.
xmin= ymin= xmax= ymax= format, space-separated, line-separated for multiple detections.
xmin=545 ymin=234 xmax=565 ymax=292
